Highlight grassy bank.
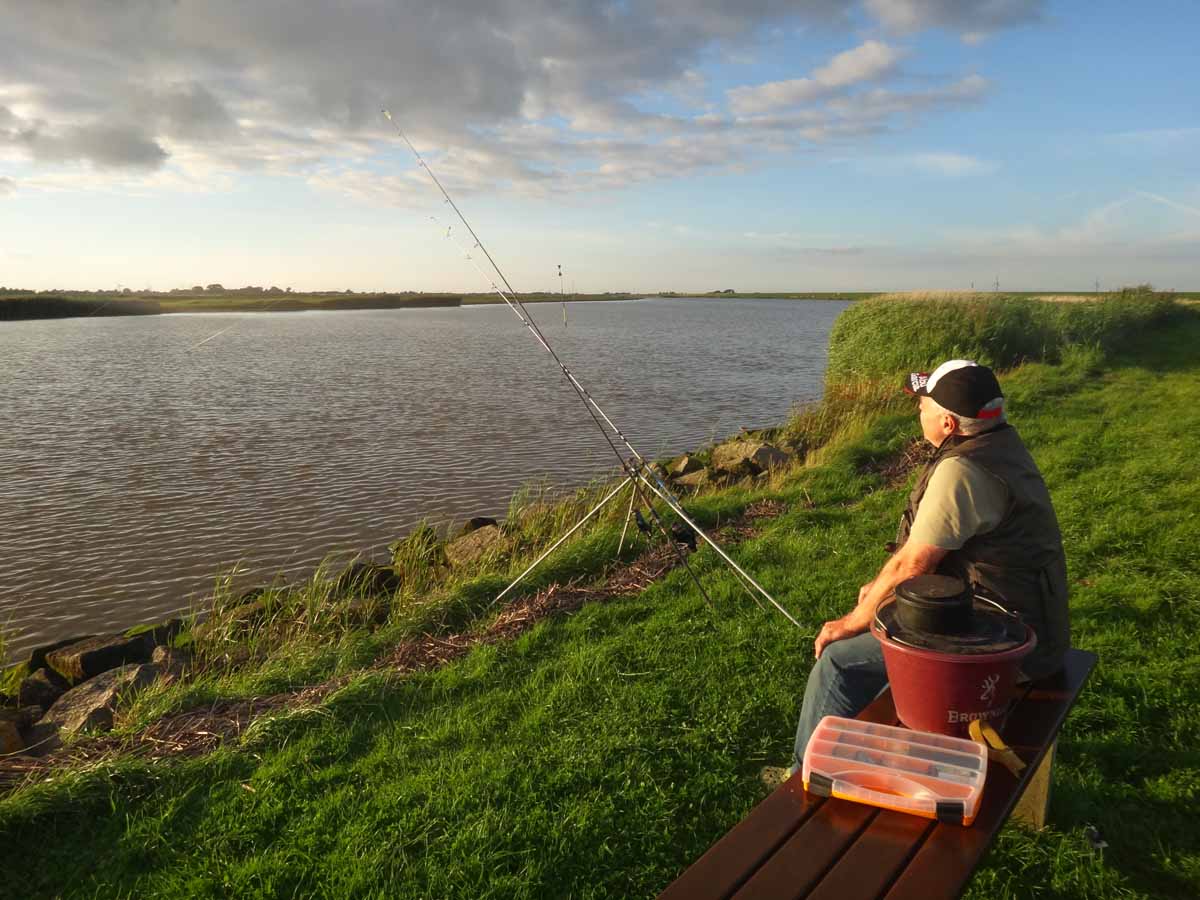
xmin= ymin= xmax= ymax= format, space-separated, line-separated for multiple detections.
xmin=1 ymin=296 xmax=1197 ymax=898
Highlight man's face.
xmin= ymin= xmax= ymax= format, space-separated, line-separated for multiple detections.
xmin=919 ymin=395 xmax=955 ymax=445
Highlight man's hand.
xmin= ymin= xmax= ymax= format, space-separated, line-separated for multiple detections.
xmin=814 ymin=609 xmax=870 ymax=659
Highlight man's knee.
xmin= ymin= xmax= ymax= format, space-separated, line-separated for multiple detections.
xmin=818 ymin=633 xmax=880 ymax=674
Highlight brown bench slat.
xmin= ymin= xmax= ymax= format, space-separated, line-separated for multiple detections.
xmin=733 ymin=801 xmax=879 ymax=899
xmin=805 ymin=810 xmax=936 ymax=899
xmin=658 ymin=785 xmax=825 ymax=900
xmin=882 ymin=649 xmax=1097 ymax=900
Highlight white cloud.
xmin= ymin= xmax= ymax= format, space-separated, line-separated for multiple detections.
xmin=729 ymin=74 xmax=989 ymax=150
xmin=825 ymin=74 xmax=989 ymax=119
xmin=0 ymin=176 xmax=14 ymax=194
xmin=837 ymin=150 xmax=996 ymax=178
xmin=866 ymin=0 xmax=1043 ymax=39
xmin=816 ymin=40 xmax=905 ymax=89
xmin=728 ymin=40 xmax=903 ymax=114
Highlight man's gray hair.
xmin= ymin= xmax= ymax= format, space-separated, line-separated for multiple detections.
xmin=932 ymin=398 xmax=1006 ymax=435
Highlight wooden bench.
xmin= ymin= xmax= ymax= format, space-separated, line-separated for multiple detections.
xmin=660 ymin=648 xmax=1096 ymax=900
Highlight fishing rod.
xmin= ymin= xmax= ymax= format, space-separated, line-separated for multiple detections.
xmin=383 ymin=110 xmax=802 ymax=629
xmin=428 ymin=207 xmax=717 ymax=612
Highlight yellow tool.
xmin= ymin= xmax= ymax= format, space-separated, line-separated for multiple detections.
xmin=969 ymin=719 xmax=1027 ymax=778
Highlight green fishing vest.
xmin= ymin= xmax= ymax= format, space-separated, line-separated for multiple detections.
xmin=897 ymin=424 xmax=1070 ymax=679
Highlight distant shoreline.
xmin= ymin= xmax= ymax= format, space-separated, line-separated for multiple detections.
xmin=7 ymin=289 xmax=1191 ymax=322
xmin=0 ymin=291 xmax=864 ymax=321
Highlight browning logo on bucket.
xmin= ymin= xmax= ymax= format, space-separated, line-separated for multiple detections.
xmin=948 ymin=707 xmax=1004 ymax=724
xmin=979 ymin=673 xmax=1000 ymax=704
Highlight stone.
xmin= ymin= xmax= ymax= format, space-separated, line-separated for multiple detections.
xmin=27 ymin=634 xmax=96 ymax=672
xmin=673 ymin=469 xmax=711 ymax=490
xmin=332 ymin=561 xmax=402 ymax=597
xmin=123 ymin=617 xmax=185 ymax=650
xmin=710 ymin=440 xmax=791 ymax=476
xmin=460 ymin=516 xmax=498 ymax=535
xmin=18 ymin=667 xmax=70 ymax=709
xmin=670 ymin=454 xmax=704 ymax=477
xmin=20 ymin=722 xmax=62 ymax=757
xmin=0 ymin=720 xmax=23 ymax=755
xmin=151 ymin=646 xmax=192 ymax=680
xmin=444 ymin=524 xmax=508 ymax=568
xmin=39 ymin=663 xmax=160 ymax=736
xmin=45 ymin=633 xmax=153 ymax=684
xmin=0 ymin=703 xmax=44 ymax=727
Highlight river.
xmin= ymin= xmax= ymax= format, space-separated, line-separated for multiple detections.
xmin=0 ymin=297 xmax=848 ymax=660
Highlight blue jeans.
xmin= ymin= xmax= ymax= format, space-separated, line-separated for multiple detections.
xmin=792 ymin=632 xmax=889 ymax=769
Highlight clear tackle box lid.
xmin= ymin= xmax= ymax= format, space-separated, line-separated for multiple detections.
xmin=802 ymin=715 xmax=988 ymax=826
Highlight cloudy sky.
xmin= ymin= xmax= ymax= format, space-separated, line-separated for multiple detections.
xmin=1 ymin=1 xmax=1197 ymax=292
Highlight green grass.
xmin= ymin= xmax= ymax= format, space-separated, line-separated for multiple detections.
xmin=1 ymin=301 xmax=1197 ymax=898
xmin=826 ymin=289 xmax=1180 ymax=381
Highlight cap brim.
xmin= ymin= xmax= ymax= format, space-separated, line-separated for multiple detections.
xmin=903 ymin=372 xmax=931 ymax=396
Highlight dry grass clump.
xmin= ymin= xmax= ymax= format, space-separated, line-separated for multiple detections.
xmin=1032 ymin=301 xmax=1104 ymax=309
xmin=873 ymin=290 xmax=994 ymax=302
xmin=780 ymin=376 xmax=907 ymax=458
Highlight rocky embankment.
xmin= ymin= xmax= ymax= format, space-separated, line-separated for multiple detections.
xmin=0 ymin=625 xmax=190 ymax=757
xmin=0 ymin=433 xmax=795 ymax=760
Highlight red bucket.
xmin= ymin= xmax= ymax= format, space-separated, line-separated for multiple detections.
xmin=871 ymin=616 xmax=1036 ymax=737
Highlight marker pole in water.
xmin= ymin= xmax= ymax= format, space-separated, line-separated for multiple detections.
xmin=559 ymin=264 xmax=567 ymax=328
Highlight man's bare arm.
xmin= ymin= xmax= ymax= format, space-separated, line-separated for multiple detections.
xmin=813 ymin=541 xmax=949 ymax=658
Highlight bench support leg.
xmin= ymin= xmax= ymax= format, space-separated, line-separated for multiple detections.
xmin=1012 ymin=739 xmax=1056 ymax=830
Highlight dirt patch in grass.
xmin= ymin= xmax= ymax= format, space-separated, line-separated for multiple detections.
xmin=862 ymin=437 xmax=935 ymax=487
xmin=717 ymin=498 xmax=789 ymax=540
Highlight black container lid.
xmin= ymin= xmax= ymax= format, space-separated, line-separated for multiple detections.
xmin=876 ymin=583 xmax=1028 ymax=655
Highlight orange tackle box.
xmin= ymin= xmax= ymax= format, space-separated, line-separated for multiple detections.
xmin=802 ymin=715 xmax=988 ymax=826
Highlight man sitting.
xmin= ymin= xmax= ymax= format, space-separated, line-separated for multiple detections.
xmin=770 ymin=359 xmax=1070 ymax=783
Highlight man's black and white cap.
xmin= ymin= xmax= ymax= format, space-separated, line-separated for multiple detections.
xmin=904 ymin=359 xmax=1005 ymax=421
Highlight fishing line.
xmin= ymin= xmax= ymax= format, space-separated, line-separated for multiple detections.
xmin=184 ymin=294 xmax=298 ymax=352
xmin=384 ymin=110 xmax=796 ymax=626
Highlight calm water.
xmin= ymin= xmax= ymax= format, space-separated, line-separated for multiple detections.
xmin=0 ymin=298 xmax=848 ymax=659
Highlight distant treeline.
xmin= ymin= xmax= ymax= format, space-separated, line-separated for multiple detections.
xmin=0 ymin=296 xmax=160 ymax=321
